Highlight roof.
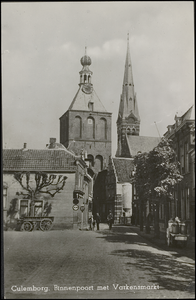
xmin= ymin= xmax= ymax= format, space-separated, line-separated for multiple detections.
xmin=68 ymin=86 xmax=107 ymax=112
xmin=164 ymin=105 xmax=195 ymax=138
xmin=181 ymin=105 xmax=195 ymax=122
xmin=3 ymin=149 xmax=77 ymax=172
xmin=118 ymin=35 xmax=140 ymax=122
xmin=126 ymin=135 xmax=160 ymax=157
xmin=112 ymin=157 xmax=134 ymax=183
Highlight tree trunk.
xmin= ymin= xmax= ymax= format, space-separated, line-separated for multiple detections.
xmin=154 ymin=201 xmax=160 ymax=238
xmin=135 ymin=204 xmax=138 ymax=226
xmin=139 ymin=199 xmax=143 ymax=231
xmin=164 ymin=197 xmax=169 ymax=230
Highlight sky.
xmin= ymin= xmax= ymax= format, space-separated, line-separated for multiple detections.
xmin=2 ymin=2 xmax=194 ymax=156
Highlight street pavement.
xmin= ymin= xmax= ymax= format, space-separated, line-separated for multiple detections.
xmin=3 ymin=224 xmax=195 ymax=299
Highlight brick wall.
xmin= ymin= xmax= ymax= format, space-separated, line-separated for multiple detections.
xmin=60 ymin=110 xmax=112 ymax=173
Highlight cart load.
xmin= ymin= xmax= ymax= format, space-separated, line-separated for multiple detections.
xmin=166 ymin=217 xmax=189 ymax=247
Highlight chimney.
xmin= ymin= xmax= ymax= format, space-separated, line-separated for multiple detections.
xmin=22 ymin=143 xmax=28 ymax=151
xmin=50 ymin=138 xmax=56 ymax=144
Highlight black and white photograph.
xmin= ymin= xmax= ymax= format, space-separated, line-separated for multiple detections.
xmin=2 ymin=2 xmax=195 ymax=299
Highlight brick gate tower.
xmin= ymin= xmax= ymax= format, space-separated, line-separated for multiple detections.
xmin=59 ymin=48 xmax=112 ymax=174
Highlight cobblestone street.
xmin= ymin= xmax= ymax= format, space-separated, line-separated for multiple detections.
xmin=4 ymin=224 xmax=195 ymax=299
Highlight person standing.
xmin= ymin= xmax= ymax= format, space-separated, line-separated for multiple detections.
xmin=88 ymin=216 xmax=93 ymax=230
xmin=92 ymin=215 xmax=95 ymax=231
xmin=96 ymin=213 xmax=101 ymax=230
xmin=107 ymin=210 xmax=113 ymax=230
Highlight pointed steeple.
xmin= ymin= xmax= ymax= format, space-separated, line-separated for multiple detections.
xmin=116 ymin=34 xmax=141 ymax=157
xmin=118 ymin=33 xmax=140 ymax=121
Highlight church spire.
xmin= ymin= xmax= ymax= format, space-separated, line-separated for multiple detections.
xmin=116 ymin=34 xmax=140 ymax=157
xmin=118 ymin=33 xmax=140 ymax=121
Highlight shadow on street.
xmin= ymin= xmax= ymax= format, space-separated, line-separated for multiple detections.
xmin=96 ymin=227 xmax=195 ymax=294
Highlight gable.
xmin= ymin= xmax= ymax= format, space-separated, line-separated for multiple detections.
xmin=68 ymin=86 xmax=107 ymax=112
xmin=126 ymin=111 xmax=138 ymax=122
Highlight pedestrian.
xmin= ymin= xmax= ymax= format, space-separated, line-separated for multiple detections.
xmin=88 ymin=216 xmax=93 ymax=230
xmin=107 ymin=210 xmax=113 ymax=230
xmin=96 ymin=213 xmax=101 ymax=230
xmin=92 ymin=215 xmax=96 ymax=231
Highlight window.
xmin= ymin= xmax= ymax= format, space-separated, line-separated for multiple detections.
xmin=98 ymin=118 xmax=107 ymax=139
xmin=87 ymin=154 xmax=94 ymax=167
xmin=180 ymin=145 xmax=184 ymax=173
xmin=34 ymin=201 xmax=43 ymax=217
xmin=184 ymin=142 xmax=189 ymax=173
xmin=127 ymin=127 xmax=131 ymax=135
xmin=186 ymin=188 xmax=190 ymax=219
xmin=159 ymin=204 xmax=164 ymax=220
xmin=20 ymin=200 xmax=29 ymax=217
xmin=74 ymin=116 xmax=82 ymax=138
xmin=94 ymin=155 xmax=103 ymax=172
xmin=88 ymin=118 xmax=93 ymax=124
xmin=132 ymin=127 xmax=136 ymax=135
xmin=87 ymin=117 xmax=95 ymax=139
xmin=3 ymin=186 xmax=7 ymax=210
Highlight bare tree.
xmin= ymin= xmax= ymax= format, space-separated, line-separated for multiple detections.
xmin=14 ymin=171 xmax=67 ymax=201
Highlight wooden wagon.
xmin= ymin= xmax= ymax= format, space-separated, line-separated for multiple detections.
xmin=16 ymin=199 xmax=54 ymax=232
xmin=17 ymin=216 xmax=54 ymax=231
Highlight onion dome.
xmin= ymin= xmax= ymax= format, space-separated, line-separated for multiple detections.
xmin=80 ymin=55 xmax=92 ymax=66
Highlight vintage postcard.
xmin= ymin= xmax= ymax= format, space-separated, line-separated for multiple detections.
xmin=2 ymin=2 xmax=195 ymax=299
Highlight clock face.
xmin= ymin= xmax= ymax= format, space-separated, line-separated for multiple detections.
xmin=82 ymin=84 xmax=93 ymax=94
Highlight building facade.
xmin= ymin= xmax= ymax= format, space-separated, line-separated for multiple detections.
xmin=164 ymin=106 xmax=195 ymax=235
xmin=3 ymin=139 xmax=94 ymax=230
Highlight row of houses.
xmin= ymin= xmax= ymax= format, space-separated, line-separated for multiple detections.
xmin=94 ymin=105 xmax=195 ymax=236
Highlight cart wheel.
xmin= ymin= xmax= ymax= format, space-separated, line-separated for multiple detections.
xmin=21 ymin=221 xmax=33 ymax=232
xmin=40 ymin=219 xmax=53 ymax=231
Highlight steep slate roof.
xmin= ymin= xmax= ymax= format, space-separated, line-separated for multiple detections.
xmin=112 ymin=157 xmax=134 ymax=183
xmin=68 ymin=86 xmax=107 ymax=112
xmin=3 ymin=149 xmax=77 ymax=172
xmin=126 ymin=135 xmax=160 ymax=157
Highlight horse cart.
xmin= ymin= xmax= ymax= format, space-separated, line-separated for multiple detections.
xmin=166 ymin=220 xmax=188 ymax=248
xmin=15 ymin=199 xmax=54 ymax=232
